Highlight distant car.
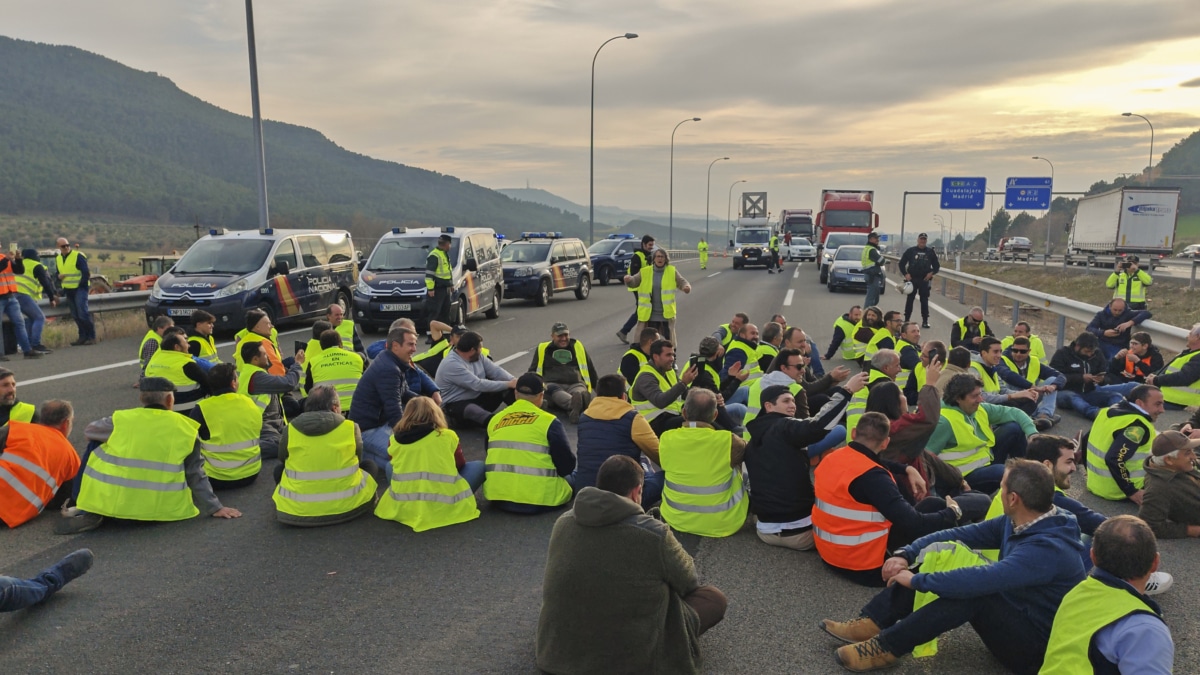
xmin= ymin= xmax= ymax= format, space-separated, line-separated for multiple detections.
xmin=826 ymin=245 xmax=885 ymax=295
xmin=985 ymin=247 xmax=998 ymax=260
xmin=818 ymin=232 xmax=870 ymax=284
xmin=1177 ymin=244 xmax=1200 ymax=259
xmin=587 ymin=233 xmax=639 ymax=285
xmin=998 ymin=236 xmax=1032 ymax=261
xmin=785 ymin=237 xmax=817 ymax=262
xmin=502 ymin=232 xmax=591 ymax=306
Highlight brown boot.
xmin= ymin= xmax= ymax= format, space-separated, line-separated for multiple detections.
xmin=820 ymin=616 xmax=881 ymax=643
xmin=835 ymin=637 xmax=898 ymax=672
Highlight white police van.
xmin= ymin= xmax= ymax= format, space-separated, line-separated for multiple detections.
xmin=145 ymin=228 xmax=358 ymax=333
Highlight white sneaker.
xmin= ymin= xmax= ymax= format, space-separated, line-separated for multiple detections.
xmin=1144 ymin=572 xmax=1173 ymax=596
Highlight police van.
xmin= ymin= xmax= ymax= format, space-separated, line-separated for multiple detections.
xmin=501 ymin=232 xmax=591 ymax=305
xmin=353 ymin=226 xmax=503 ymax=332
xmin=145 ymin=229 xmax=358 ymax=333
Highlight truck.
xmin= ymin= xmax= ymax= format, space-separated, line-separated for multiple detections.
xmin=1068 ymin=187 xmax=1181 ymax=261
xmin=732 ymin=191 xmax=773 ymax=269
xmin=814 ymin=190 xmax=878 ymax=249
xmin=778 ymin=208 xmax=816 ymax=260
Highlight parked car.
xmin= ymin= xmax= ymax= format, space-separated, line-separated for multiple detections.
xmin=1177 ymin=244 xmax=1200 ymax=259
xmin=985 ymin=247 xmax=998 ymax=260
xmin=826 ymin=245 xmax=885 ymax=295
xmin=502 ymin=232 xmax=591 ymax=305
xmin=785 ymin=237 xmax=817 ymax=262
xmin=587 ymin=233 xmax=639 ymax=285
xmin=997 ymin=236 xmax=1032 ymax=261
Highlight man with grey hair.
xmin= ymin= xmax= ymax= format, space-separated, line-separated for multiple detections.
xmin=1139 ymin=430 xmax=1200 ymax=539
xmin=1147 ymin=322 xmax=1200 ymax=412
xmin=950 ymin=306 xmax=993 ymax=353
xmin=0 ymin=400 xmax=79 ymax=528
xmin=350 ymin=325 xmax=418 ymax=471
xmin=658 ymin=388 xmax=748 ymax=538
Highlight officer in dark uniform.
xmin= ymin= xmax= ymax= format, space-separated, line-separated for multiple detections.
xmin=898 ymin=233 xmax=941 ymax=329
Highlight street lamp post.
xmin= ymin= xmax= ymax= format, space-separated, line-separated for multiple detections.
xmin=1033 ymin=156 xmax=1055 ymax=267
xmin=941 ymin=210 xmax=954 ymax=253
xmin=933 ymin=214 xmax=945 ymax=251
xmin=244 ymin=0 xmax=270 ymax=233
xmin=705 ymin=157 xmax=729 ymax=247
xmin=727 ymin=179 xmax=747 ymax=251
xmin=1122 ymin=112 xmax=1155 ymax=182
xmin=589 ymin=32 xmax=638 ymax=245
xmin=669 ymin=117 xmax=701 ymax=249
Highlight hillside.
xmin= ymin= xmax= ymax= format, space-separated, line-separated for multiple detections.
xmin=498 ymin=187 xmax=715 ymax=234
xmin=0 ymin=36 xmax=583 ymax=244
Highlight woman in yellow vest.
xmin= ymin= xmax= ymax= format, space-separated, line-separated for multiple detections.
xmin=375 ymin=396 xmax=483 ymax=531
xmin=623 ymin=248 xmax=691 ymax=342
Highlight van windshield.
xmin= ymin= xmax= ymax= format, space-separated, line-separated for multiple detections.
xmin=368 ymin=237 xmax=459 ymax=272
xmin=174 ymin=239 xmax=273 ymax=275
xmin=736 ymin=230 xmax=771 ymax=245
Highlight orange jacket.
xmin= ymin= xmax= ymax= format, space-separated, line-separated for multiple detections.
xmin=812 ymin=446 xmax=894 ymax=571
xmin=0 ymin=421 xmax=80 ymax=527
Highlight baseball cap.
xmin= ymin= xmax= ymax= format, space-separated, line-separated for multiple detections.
xmin=451 ymin=325 xmax=469 ymax=336
xmin=139 ymin=377 xmax=177 ymax=393
xmin=515 ymin=372 xmax=544 ymax=395
xmin=867 ymin=231 xmax=880 ymax=240
xmin=551 ymin=322 xmax=569 ymax=336
xmin=698 ymin=336 xmax=720 ymax=359
xmin=1151 ymin=430 xmax=1200 ymax=457
xmin=918 ymin=233 xmax=928 ymax=239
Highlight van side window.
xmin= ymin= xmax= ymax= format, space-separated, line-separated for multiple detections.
xmin=571 ymin=242 xmax=586 ymax=259
xmin=551 ymin=242 xmax=567 ymax=263
xmin=326 ymin=236 xmax=354 ymax=264
xmin=469 ymin=234 xmax=494 ymax=263
xmin=298 ymin=236 xmax=328 ymax=268
xmin=274 ymin=239 xmax=298 ymax=272
xmin=616 ymin=241 xmax=636 ymax=254
xmin=462 ymin=238 xmax=475 ymax=264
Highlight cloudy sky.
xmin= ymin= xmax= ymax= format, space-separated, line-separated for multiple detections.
xmin=6 ymin=0 xmax=1200 ymax=238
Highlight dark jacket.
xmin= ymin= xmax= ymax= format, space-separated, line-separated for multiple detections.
xmin=574 ymin=397 xmax=659 ymax=491
xmin=744 ymin=389 xmax=851 ymax=525
xmin=1154 ymin=348 xmax=1200 ymax=389
xmin=845 ymin=442 xmax=959 ymax=550
xmin=1050 ymin=342 xmax=1108 ymax=393
xmin=1139 ymin=464 xmax=1200 ymax=539
xmin=348 ymin=350 xmax=410 ymax=431
xmin=1106 ymin=345 xmax=1164 ymax=385
xmin=1089 ymin=400 xmax=1154 ymax=498
xmin=902 ymin=508 xmax=1087 ymax=638
xmin=1087 ymin=306 xmax=1152 ymax=347
xmin=898 ymin=245 xmax=940 ymax=279
xmin=537 ymin=487 xmax=703 ymax=675
xmin=999 ymin=349 xmax=1067 ymax=389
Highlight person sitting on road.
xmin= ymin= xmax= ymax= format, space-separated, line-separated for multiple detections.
xmin=756 ymin=322 xmax=784 ymax=371
xmin=0 ymin=367 xmax=38 ymax=426
xmin=325 ymin=303 xmax=363 ymax=354
xmin=969 ymin=336 xmax=1044 ymax=423
xmin=528 ymin=322 xmax=598 ymax=423
xmin=234 ymin=308 xmax=286 ymax=375
xmin=623 ymin=247 xmax=692 ymax=342
xmin=1000 ymin=321 xmax=1046 ymax=361
xmin=1140 ymin=429 xmax=1200 ymax=541
xmin=1051 ymin=332 xmax=1137 ymax=420
xmin=864 ymin=311 xmax=901 ymax=362
xmin=186 ymin=310 xmax=220 ymax=370
xmin=812 ymin=413 xmax=970 ymax=588
xmin=305 ymin=329 xmax=368 ymax=414
xmin=143 ymin=333 xmax=208 ymax=412
xmin=272 ymin=385 xmax=381 ymax=528
xmin=824 ymin=304 xmax=863 ymax=363
xmin=1041 ymin=515 xmax=1174 ymax=674
xmin=619 ymin=327 xmax=660 ymax=386
xmin=571 ymin=374 xmax=663 ymax=506
xmin=1146 ymin=322 xmax=1200 ymax=411
xmin=0 ymin=401 xmax=79 ymax=528
xmin=745 ymin=381 xmax=859 ymax=550
xmin=721 ymin=321 xmax=761 ymax=380
xmin=59 ymin=378 xmax=242 ymax=534
xmin=999 ymin=335 xmax=1066 ymax=431
xmin=630 ymin=339 xmax=698 ymax=437
xmin=1085 ymin=384 xmax=1164 ymax=505
xmin=783 ymin=324 xmax=827 ymax=378
xmin=0 ymin=549 xmax=94 ymax=614
xmin=238 ymin=340 xmax=305 ymax=460
xmin=851 ymin=306 xmax=885 ymax=367
xmin=846 ymin=349 xmax=901 ymax=432
xmin=374 ymin=396 xmax=484 ymax=532
xmin=138 ymin=315 xmax=173 ymax=376
xmin=926 ymin=373 xmax=1037 ymax=494
xmin=688 ymin=336 xmax=748 ymax=431
xmin=191 ymin=364 xmax=264 ymax=490
xmin=410 ymin=321 xmax=461 ymax=376
xmin=536 ymin=455 xmax=727 ymax=675
xmin=348 ymin=326 xmax=423 ymax=473
xmin=819 ymin=459 xmax=1086 ymax=673
xmin=931 ymin=345 xmax=971 ymax=398
xmin=658 ymin=388 xmax=748 ymax=538
xmin=436 ymin=331 xmax=515 ymax=428
xmin=903 ymin=340 xmax=948 ymax=406
xmin=1106 ymin=256 xmax=1153 ymax=310
xmin=1087 ymin=298 xmax=1152 ymax=360
xmin=1106 ymin=331 xmax=1163 ymax=385
xmin=949 ymin=306 xmax=993 ymax=353
xmin=712 ymin=312 xmax=748 ymax=350
xmin=784 ymin=328 xmax=849 ymax=411
xmin=303 ymin=321 xmax=332 ymax=364
xmin=483 ymin=373 xmax=575 ymax=515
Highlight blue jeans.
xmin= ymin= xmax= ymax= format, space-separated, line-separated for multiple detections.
xmin=459 ymin=460 xmax=486 ymax=493
xmin=863 ymin=270 xmax=883 ymax=309
xmin=807 ymin=425 xmax=846 ymax=459
xmin=0 ymin=294 xmax=31 ymax=354
xmin=725 ymin=402 xmax=747 ymax=425
xmin=0 ymin=561 xmax=75 ymax=612
xmin=728 ymin=386 xmax=750 ymax=407
xmin=1058 ymin=387 xmax=1124 ymax=419
xmin=1034 ymin=389 xmax=1057 ymax=419
xmin=1099 ymin=342 xmax=1122 ymax=360
xmin=17 ymin=294 xmax=45 ymax=348
xmin=361 ymin=426 xmax=395 ymax=479
xmin=66 ymin=287 xmax=95 ymax=340
xmin=807 ymin=340 xmax=825 ymax=376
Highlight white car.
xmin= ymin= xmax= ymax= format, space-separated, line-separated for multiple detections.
xmin=1177 ymin=244 xmax=1200 ymax=259
xmin=785 ymin=237 xmax=817 ymax=262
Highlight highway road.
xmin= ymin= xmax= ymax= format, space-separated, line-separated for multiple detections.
xmin=2 ymin=255 xmax=1196 ymax=674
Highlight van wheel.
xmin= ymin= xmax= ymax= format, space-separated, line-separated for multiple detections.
xmin=575 ymin=275 xmax=590 ymax=300
xmin=597 ymin=266 xmax=611 ymax=286
xmin=485 ymin=288 xmax=500 ymax=319
xmin=336 ymin=289 xmax=352 ymax=316
xmin=452 ymin=301 xmax=465 ymax=326
xmin=536 ymin=279 xmax=550 ymax=306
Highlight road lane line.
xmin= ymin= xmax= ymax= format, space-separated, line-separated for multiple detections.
xmin=494 ymin=350 xmax=528 ymax=367
xmin=783 ymin=289 xmax=795 ymax=306
xmin=707 ymin=272 xmax=722 ymax=278
xmin=793 ymin=267 xmax=799 ymax=279
xmin=887 ymin=280 xmax=956 ymax=321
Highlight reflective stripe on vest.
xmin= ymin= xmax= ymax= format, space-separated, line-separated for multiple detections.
xmin=483 ymin=399 xmax=571 ymax=506
xmin=15 ymin=260 xmax=42 ymax=298
xmin=189 ymin=334 xmax=220 ymax=365
xmin=235 ymin=331 xmax=285 ymax=376
xmin=414 ymin=339 xmax=451 ymax=364
xmin=56 ymin=250 xmax=84 ymax=289
xmin=1001 ymin=354 xmax=1042 ymax=384
xmin=144 ymin=348 xmax=203 ymax=410
xmin=1041 ymin=576 xmax=1164 ymax=674
xmin=812 ymin=446 xmax=893 ymax=570
xmin=629 ymin=364 xmax=683 ymax=421
xmin=717 ymin=323 xmax=733 ymax=348
xmin=846 ymin=370 xmax=891 ymax=432
xmin=1109 ymin=271 xmax=1149 ymax=304
xmin=426 ymin=248 xmax=452 ymax=290
xmin=911 ymin=541 xmax=993 ymax=656
xmin=864 ymin=328 xmax=893 ymax=360
xmin=196 ymin=393 xmax=262 ymax=481
xmin=237 ymin=364 xmax=272 ymax=411
xmin=0 ymin=427 xmax=70 ymax=521
xmin=273 ymin=421 xmax=375 ymax=515
xmin=636 ymin=265 xmax=678 ymax=321
xmin=1159 ymin=350 xmax=1200 ymax=407
xmin=308 ymin=348 xmax=361 ymax=411
xmin=627 ymin=251 xmax=649 ymax=293
xmin=726 ymin=342 xmax=762 ymax=380
xmin=938 ymin=406 xmax=994 ymax=476
xmin=139 ymin=330 xmax=162 ymax=370
xmin=833 ymin=316 xmax=857 ymax=360
xmin=1086 ymin=407 xmax=1155 ymax=500
xmin=5 ymin=401 xmax=35 ymax=425
xmin=658 ymin=424 xmax=747 ymax=537
xmin=335 ymin=319 xmax=355 ymax=345
xmin=851 ymin=321 xmax=869 ymax=359
xmin=534 ymin=339 xmax=593 ymax=392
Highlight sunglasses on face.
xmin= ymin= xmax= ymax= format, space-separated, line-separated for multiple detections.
xmin=1011 ymin=349 xmax=1029 ymax=354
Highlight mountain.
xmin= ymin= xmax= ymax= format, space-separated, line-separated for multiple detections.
xmin=498 ymin=187 xmax=724 ymax=236
xmin=0 ymin=36 xmax=584 ymax=246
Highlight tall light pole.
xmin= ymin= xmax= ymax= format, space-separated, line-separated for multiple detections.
xmin=669 ymin=117 xmax=701 ymax=249
xmin=589 ymin=33 xmax=638 ymax=245
xmin=941 ymin=210 xmax=954 ymax=253
xmin=1033 ymin=156 xmax=1055 ymax=266
xmin=705 ymin=157 xmax=729 ymax=246
xmin=1122 ymin=112 xmax=1155 ymax=182
xmin=727 ymin=179 xmax=747 ymax=249
xmin=933 ymin=214 xmax=945 ymax=251
xmin=244 ymin=0 xmax=270 ymax=233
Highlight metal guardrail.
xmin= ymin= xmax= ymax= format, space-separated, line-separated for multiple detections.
xmin=36 ymin=291 xmax=149 ymax=319
xmin=664 ymin=249 xmax=701 ymax=262
xmin=883 ymin=255 xmax=1189 ymax=354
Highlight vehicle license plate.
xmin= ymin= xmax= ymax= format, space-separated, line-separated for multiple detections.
xmin=167 ymin=308 xmax=196 ymax=316
xmin=380 ymin=303 xmax=411 ymax=312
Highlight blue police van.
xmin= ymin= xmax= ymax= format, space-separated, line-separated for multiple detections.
xmin=145 ymin=228 xmax=358 ymax=333
xmin=587 ymin=233 xmax=639 ymax=285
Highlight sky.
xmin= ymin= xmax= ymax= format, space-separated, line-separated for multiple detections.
xmin=6 ymin=0 xmax=1200 ymax=241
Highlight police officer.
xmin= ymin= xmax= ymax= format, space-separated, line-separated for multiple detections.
xmin=192 ymin=364 xmax=263 ymax=489
xmin=425 ymin=233 xmax=454 ymax=328
xmin=483 ymin=373 xmax=575 ymax=514
xmin=862 ymin=231 xmax=885 ymax=309
xmin=1106 ymin=256 xmax=1152 ymax=310
xmin=698 ymin=237 xmax=709 ymax=270
xmin=14 ymin=247 xmax=56 ymax=355
xmin=898 ymin=233 xmax=940 ymax=328
xmin=616 ymin=235 xmax=655 ymax=344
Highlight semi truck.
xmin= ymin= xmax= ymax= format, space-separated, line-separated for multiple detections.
xmin=1068 ymin=187 xmax=1181 ymax=260
xmin=778 ymin=208 xmax=816 ymax=260
xmin=814 ymin=190 xmax=878 ymax=248
xmin=732 ymin=191 xmax=773 ymax=269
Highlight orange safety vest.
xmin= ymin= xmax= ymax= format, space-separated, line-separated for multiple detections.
xmin=0 ymin=255 xmax=18 ymax=295
xmin=1123 ymin=353 xmax=1151 ymax=377
xmin=0 ymin=421 xmax=81 ymax=528
xmin=812 ymin=446 xmax=894 ymax=571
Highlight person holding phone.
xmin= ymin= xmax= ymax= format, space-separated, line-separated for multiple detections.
xmin=1106 ymin=256 xmax=1152 ymax=310
xmin=630 ymin=339 xmax=698 ymax=437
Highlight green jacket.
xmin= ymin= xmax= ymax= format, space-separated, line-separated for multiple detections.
xmin=925 ymin=402 xmax=1036 ymax=454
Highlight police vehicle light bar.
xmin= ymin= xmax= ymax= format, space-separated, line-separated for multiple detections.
xmin=209 ymin=228 xmax=226 ymax=236
xmin=495 ymin=234 xmax=506 ymax=240
xmin=520 ymin=232 xmax=563 ymax=239
xmin=606 ymin=233 xmax=635 ymax=239
xmin=442 ymin=227 xmax=455 ymax=233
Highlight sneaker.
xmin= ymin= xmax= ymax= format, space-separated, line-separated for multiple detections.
xmin=921 ymin=322 xmax=931 ymax=329
xmin=820 ymin=616 xmax=881 ymax=644
xmin=615 ymin=331 xmax=628 ymax=344
xmin=568 ymin=390 xmax=585 ymax=424
xmin=54 ymin=510 xmax=104 ymax=535
xmin=50 ymin=549 xmax=95 ymax=585
xmin=1051 ymin=415 xmax=1062 ymax=425
xmin=80 ymin=338 xmax=97 ymax=346
xmin=1034 ymin=416 xmax=1053 ymax=432
xmin=835 ymin=637 xmax=899 ymax=672
xmin=23 ymin=351 xmax=43 ymax=359
xmin=33 ymin=345 xmax=52 ymax=354
xmin=1144 ymin=572 xmax=1174 ymax=596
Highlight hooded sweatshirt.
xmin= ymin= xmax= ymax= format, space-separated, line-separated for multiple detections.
xmin=537 ymin=487 xmax=703 ymax=675
xmin=573 ymin=396 xmax=660 ymax=490
xmin=276 ymin=411 xmax=367 ymax=527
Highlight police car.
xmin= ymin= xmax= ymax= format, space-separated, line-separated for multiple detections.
xmin=353 ymin=226 xmax=503 ymax=331
xmin=501 ymin=232 xmax=591 ymax=306
xmin=587 ymin=233 xmax=639 ymax=285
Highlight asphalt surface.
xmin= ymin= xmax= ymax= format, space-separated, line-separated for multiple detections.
xmin=2 ymin=255 xmax=1196 ymax=674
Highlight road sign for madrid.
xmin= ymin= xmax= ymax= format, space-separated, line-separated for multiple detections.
xmin=1005 ymin=177 xmax=1053 ymax=210
xmin=940 ymin=177 xmax=986 ymax=209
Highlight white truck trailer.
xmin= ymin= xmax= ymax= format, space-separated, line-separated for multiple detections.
xmin=1068 ymin=187 xmax=1181 ymax=258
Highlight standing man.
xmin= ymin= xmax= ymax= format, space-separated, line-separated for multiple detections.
xmin=528 ymin=322 xmax=597 ymax=423
xmin=697 ymin=237 xmax=709 ymax=270
xmin=898 ymin=233 xmax=939 ymax=329
xmin=767 ymin=232 xmax=781 ymax=273
xmin=615 ymin=235 xmax=655 ymax=344
xmin=1106 ymin=256 xmax=1152 ymax=310
xmin=54 ymin=237 xmax=95 ymax=346
xmin=14 ymin=248 xmax=56 ymax=354
xmin=424 ymin=233 xmax=454 ymax=329
xmin=0 ymin=247 xmax=40 ymax=359
xmin=862 ymin=231 xmax=885 ymax=309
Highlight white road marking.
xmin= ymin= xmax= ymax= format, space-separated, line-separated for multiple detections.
xmin=707 ymin=271 xmax=722 ymax=278
xmin=888 ymin=280 xmax=956 ymax=321
xmin=784 ymin=289 xmax=795 ymax=306
xmin=793 ymin=267 xmax=800 ymax=279
xmin=494 ymin=350 xmax=528 ymax=367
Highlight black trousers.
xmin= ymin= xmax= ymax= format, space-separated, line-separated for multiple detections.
xmin=904 ymin=278 xmax=931 ymax=321
xmin=426 ymin=286 xmax=452 ymax=328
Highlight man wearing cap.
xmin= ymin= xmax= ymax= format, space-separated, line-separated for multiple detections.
xmin=13 ymin=247 xmax=56 ymax=354
xmin=425 ymin=234 xmax=454 ymax=329
xmin=1139 ymin=428 xmax=1200 ymax=539
xmin=528 ymin=322 xmax=598 ymax=424
xmin=484 ymin=373 xmax=575 ymax=514
xmin=898 ymin=234 xmax=939 ymax=329
xmin=58 ymin=377 xmax=241 ymax=533
xmin=1086 ymin=384 xmax=1163 ymax=504
xmin=862 ymin=231 xmax=885 ymax=309
xmin=411 ymin=320 xmax=460 ymax=375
